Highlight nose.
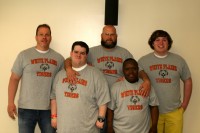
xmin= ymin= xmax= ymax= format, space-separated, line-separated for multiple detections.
xmin=156 ymin=40 xmax=163 ymax=45
xmin=77 ymin=53 xmax=81 ymax=57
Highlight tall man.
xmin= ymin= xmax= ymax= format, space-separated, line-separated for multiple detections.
xmin=7 ymin=24 xmax=64 ymax=133
xmin=51 ymin=41 xmax=110 ymax=133
xmin=138 ymin=30 xmax=193 ymax=133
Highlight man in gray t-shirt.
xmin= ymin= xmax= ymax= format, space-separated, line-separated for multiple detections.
xmin=7 ymin=24 xmax=64 ymax=133
xmin=138 ymin=30 xmax=192 ymax=133
xmin=107 ymin=58 xmax=159 ymax=133
xmin=51 ymin=41 xmax=110 ymax=133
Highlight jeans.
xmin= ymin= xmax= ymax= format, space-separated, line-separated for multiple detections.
xmin=18 ymin=108 xmax=56 ymax=133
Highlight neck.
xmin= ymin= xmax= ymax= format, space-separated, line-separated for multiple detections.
xmin=35 ymin=46 xmax=49 ymax=51
xmin=154 ymin=52 xmax=168 ymax=58
xmin=35 ymin=47 xmax=49 ymax=53
xmin=72 ymin=64 xmax=87 ymax=71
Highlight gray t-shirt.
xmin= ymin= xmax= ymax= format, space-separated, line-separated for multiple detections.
xmin=108 ymin=79 xmax=159 ymax=133
xmin=12 ymin=47 xmax=64 ymax=110
xmin=87 ymin=45 xmax=133 ymax=88
xmin=138 ymin=52 xmax=191 ymax=113
xmin=51 ymin=65 xmax=110 ymax=133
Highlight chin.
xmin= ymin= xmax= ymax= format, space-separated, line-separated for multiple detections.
xmin=127 ymin=78 xmax=138 ymax=83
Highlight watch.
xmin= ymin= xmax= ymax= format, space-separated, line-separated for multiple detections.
xmin=97 ymin=116 xmax=105 ymax=123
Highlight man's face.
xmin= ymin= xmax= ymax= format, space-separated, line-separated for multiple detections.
xmin=153 ymin=37 xmax=169 ymax=56
xmin=35 ymin=27 xmax=51 ymax=51
xmin=70 ymin=45 xmax=87 ymax=68
xmin=101 ymin=27 xmax=117 ymax=49
xmin=123 ymin=61 xmax=139 ymax=83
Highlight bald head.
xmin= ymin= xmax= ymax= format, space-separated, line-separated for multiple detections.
xmin=102 ymin=25 xmax=116 ymax=33
xmin=101 ymin=25 xmax=117 ymax=49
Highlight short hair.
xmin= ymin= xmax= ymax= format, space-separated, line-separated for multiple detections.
xmin=36 ymin=24 xmax=51 ymax=35
xmin=71 ymin=41 xmax=89 ymax=55
xmin=123 ymin=58 xmax=138 ymax=69
xmin=148 ymin=30 xmax=173 ymax=50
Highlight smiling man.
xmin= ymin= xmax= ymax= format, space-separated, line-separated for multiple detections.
xmin=107 ymin=58 xmax=159 ymax=133
xmin=138 ymin=30 xmax=193 ymax=133
xmin=7 ymin=24 xmax=64 ymax=133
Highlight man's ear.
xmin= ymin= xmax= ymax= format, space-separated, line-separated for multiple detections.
xmin=101 ymin=33 xmax=103 ymax=38
xmin=70 ymin=51 xmax=72 ymax=57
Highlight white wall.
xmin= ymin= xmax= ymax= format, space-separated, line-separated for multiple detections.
xmin=0 ymin=0 xmax=199 ymax=132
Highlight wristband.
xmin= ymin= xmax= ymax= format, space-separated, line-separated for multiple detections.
xmin=51 ymin=114 xmax=57 ymax=118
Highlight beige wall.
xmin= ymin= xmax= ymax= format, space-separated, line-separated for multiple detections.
xmin=0 ymin=0 xmax=199 ymax=132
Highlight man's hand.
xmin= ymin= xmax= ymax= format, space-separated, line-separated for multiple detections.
xmin=66 ymin=68 xmax=80 ymax=84
xmin=139 ymin=80 xmax=151 ymax=97
xmin=65 ymin=57 xmax=80 ymax=84
xmin=51 ymin=118 xmax=57 ymax=129
xmin=96 ymin=120 xmax=104 ymax=129
xmin=7 ymin=103 xmax=17 ymax=120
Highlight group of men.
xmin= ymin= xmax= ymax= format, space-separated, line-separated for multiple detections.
xmin=7 ymin=24 xmax=192 ymax=133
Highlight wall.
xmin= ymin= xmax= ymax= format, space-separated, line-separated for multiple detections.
xmin=0 ymin=0 xmax=199 ymax=132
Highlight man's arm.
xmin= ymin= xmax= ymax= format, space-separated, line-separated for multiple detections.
xmin=181 ymin=77 xmax=192 ymax=110
xmin=51 ymin=99 xmax=57 ymax=129
xmin=149 ymin=106 xmax=159 ymax=133
xmin=138 ymin=70 xmax=151 ymax=97
xmin=65 ymin=57 xmax=79 ymax=84
xmin=107 ymin=108 xmax=115 ymax=133
xmin=7 ymin=72 xmax=21 ymax=120
xmin=96 ymin=104 xmax=107 ymax=129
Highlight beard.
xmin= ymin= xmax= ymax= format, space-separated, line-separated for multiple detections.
xmin=101 ymin=40 xmax=117 ymax=49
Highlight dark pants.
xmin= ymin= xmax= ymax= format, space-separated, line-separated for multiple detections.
xmin=100 ymin=118 xmax=107 ymax=133
xmin=18 ymin=108 xmax=56 ymax=133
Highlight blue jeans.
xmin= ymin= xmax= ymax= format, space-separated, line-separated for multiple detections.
xmin=18 ymin=108 xmax=56 ymax=133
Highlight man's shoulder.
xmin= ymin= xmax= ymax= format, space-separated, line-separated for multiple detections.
xmin=115 ymin=45 xmax=127 ymax=50
xmin=49 ymin=48 xmax=62 ymax=55
xmin=168 ymin=52 xmax=183 ymax=59
xmin=111 ymin=79 xmax=125 ymax=88
xmin=114 ymin=46 xmax=133 ymax=55
xmin=21 ymin=46 xmax=34 ymax=52
xmin=139 ymin=52 xmax=154 ymax=60
xmin=86 ymin=65 xmax=101 ymax=73
xmin=89 ymin=45 xmax=101 ymax=51
xmin=18 ymin=47 xmax=35 ymax=55
xmin=49 ymin=48 xmax=64 ymax=59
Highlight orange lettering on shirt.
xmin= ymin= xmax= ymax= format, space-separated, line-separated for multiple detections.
xmin=121 ymin=90 xmax=143 ymax=98
xmin=37 ymin=72 xmax=52 ymax=77
xmin=156 ymin=78 xmax=171 ymax=83
xmin=64 ymin=92 xmax=79 ymax=98
xmin=97 ymin=56 xmax=123 ymax=63
xmin=62 ymin=78 xmax=87 ymax=86
xmin=103 ymin=69 xmax=117 ymax=74
xmin=127 ymin=105 xmax=143 ymax=110
xmin=31 ymin=58 xmax=57 ymax=66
